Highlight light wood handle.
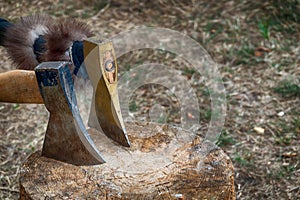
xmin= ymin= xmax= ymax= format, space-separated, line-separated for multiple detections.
xmin=0 ymin=70 xmax=43 ymax=104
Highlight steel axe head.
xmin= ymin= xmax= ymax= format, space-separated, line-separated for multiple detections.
xmin=35 ymin=62 xmax=105 ymax=165
xmin=84 ymin=39 xmax=130 ymax=147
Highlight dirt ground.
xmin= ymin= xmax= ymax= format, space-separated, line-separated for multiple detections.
xmin=0 ymin=0 xmax=299 ymax=199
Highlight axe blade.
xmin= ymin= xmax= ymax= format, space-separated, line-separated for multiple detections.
xmin=84 ymin=39 xmax=130 ymax=147
xmin=35 ymin=62 xmax=105 ymax=165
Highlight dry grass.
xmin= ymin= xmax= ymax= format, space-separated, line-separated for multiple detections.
xmin=0 ymin=0 xmax=299 ymax=199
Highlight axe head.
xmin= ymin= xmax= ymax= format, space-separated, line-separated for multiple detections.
xmin=35 ymin=62 xmax=105 ymax=165
xmin=84 ymin=39 xmax=130 ymax=147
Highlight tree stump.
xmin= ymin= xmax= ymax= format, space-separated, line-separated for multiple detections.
xmin=19 ymin=122 xmax=236 ymax=199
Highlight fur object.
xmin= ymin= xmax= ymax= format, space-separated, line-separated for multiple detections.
xmin=44 ymin=18 xmax=93 ymax=62
xmin=4 ymin=15 xmax=51 ymax=69
xmin=4 ymin=14 xmax=93 ymax=70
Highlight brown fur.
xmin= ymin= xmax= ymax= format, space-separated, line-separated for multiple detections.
xmin=44 ymin=18 xmax=93 ymax=62
xmin=4 ymin=15 xmax=93 ymax=70
xmin=4 ymin=14 xmax=53 ymax=70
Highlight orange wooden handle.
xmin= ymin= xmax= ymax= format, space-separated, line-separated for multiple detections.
xmin=0 ymin=70 xmax=43 ymax=104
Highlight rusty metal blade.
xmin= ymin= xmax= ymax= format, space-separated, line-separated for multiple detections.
xmin=35 ymin=62 xmax=105 ymax=165
xmin=84 ymin=39 xmax=130 ymax=147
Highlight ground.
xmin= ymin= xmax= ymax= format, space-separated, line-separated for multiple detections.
xmin=0 ymin=0 xmax=299 ymax=199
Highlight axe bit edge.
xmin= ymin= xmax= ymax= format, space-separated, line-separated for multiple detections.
xmin=84 ymin=39 xmax=130 ymax=147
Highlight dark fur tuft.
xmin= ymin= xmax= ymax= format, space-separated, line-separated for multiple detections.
xmin=4 ymin=15 xmax=93 ymax=70
xmin=4 ymin=14 xmax=53 ymax=70
xmin=0 ymin=18 xmax=13 ymax=46
xmin=44 ymin=18 xmax=93 ymax=62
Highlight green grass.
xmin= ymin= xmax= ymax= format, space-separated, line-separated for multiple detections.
xmin=233 ymin=154 xmax=249 ymax=166
xmin=201 ymin=88 xmax=211 ymax=97
xmin=258 ymin=20 xmax=270 ymax=40
xmin=272 ymin=57 xmax=295 ymax=71
xmin=92 ymin=0 xmax=109 ymax=12
xmin=123 ymin=63 xmax=132 ymax=71
xmin=216 ymin=130 xmax=236 ymax=147
xmin=182 ymin=67 xmax=196 ymax=77
xmin=272 ymin=118 xmax=299 ymax=145
xmin=12 ymin=104 xmax=19 ymax=110
xmin=271 ymin=0 xmax=300 ymax=23
xmin=233 ymin=41 xmax=258 ymax=65
xmin=275 ymin=135 xmax=292 ymax=145
xmin=271 ymin=164 xmax=297 ymax=180
xmin=129 ymin=101 xmax=138 ymax=112
xmin=203 ymin=109 xmax=212 ymax=121
xmin=203 ymin=21 xmax=224 ymax=44
xmin=292 ymin=118 xmax=300 ymax=134
xmin=156 ymin=115 xmax=167 ymax=123
xmin=274 ymin=79 xmax=300 ymax=97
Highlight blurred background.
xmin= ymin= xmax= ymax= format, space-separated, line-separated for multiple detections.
xmin=0 ymin=0 xmax=299 ymax=199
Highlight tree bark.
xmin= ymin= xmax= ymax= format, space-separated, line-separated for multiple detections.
xmin=20 ymin=122 xmax=236 ymax=199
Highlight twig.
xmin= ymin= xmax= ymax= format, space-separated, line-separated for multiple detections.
xmin=0 ymin=186 xmax=19 ymax=193
xmin=287 ymin=186 xmax=299 ymax=192
xmin=95 ymin=0 xmax=111 ymax=17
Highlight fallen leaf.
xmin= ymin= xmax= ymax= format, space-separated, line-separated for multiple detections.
xmin=256 ymin=46 xmax=271 ymax=52
xmin=254 ymin=46 xmax=271 ymax=57
xmin=254 ymin=50 xmax=263 ymax=57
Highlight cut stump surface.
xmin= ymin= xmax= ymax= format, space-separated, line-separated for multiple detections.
xmin=20 ymin=122 xmax=236 ymax=199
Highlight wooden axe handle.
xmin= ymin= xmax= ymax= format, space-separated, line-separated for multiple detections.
xmin=0 ymin=70 xmax=43 ymax=104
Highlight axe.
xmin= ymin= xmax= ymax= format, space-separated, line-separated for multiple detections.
xmin=0 ymin=16 xmax=130 ymax=165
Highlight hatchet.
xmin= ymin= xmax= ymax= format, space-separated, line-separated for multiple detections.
xmin=0 ymin=44 xmax=131 ymax=166
xmin=0 ymin=16 xmax=130 ymax=148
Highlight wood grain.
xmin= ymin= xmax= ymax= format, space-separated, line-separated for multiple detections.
xmin=0 ymin=70 xmax=43 ymax=104
xmin=20 ymin=122 xmax=236 ymax=199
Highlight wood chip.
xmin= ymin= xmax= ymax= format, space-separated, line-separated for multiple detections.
xmin=254 ymin=127 xmax=265 ymax=134
xmin=277 ymin=111 xmax=285 ymax=117
xmin=282 ymin=152 xmax=297 ymax=158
